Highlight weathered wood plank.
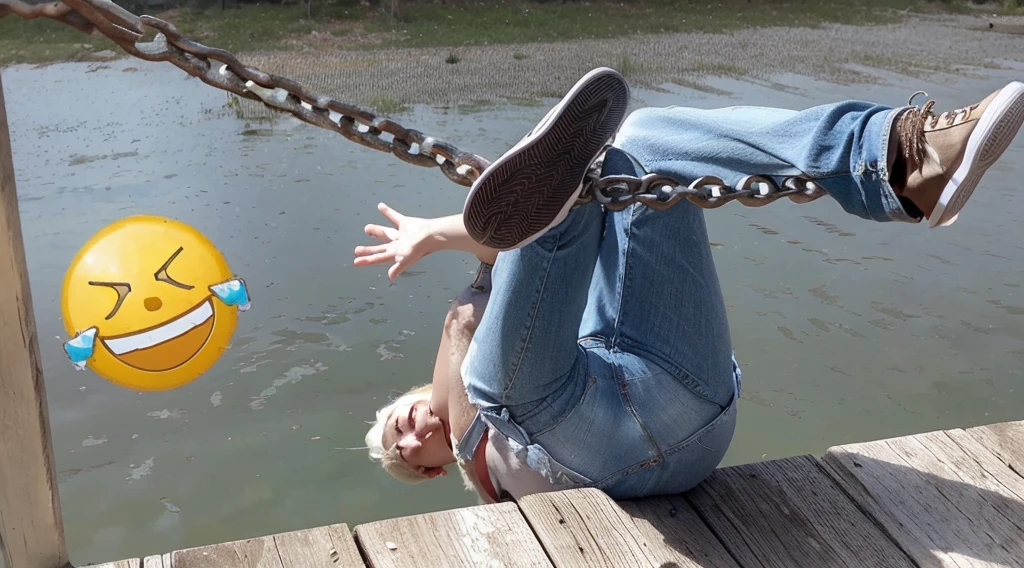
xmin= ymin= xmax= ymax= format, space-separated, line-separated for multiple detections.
xmin=353 ymin=501 xmax=551 ymax=568
xmin=518 ymin=487 xmax=738 ymax=568
xmin=141 ymin=554 xmax=172 ymax=568
xmin=964 ymin=421 xmax=1024 ymax=475
xmin=172 ymin=535 xmax=282 ymax=568
xmin=824 ymin=427 xmax=1024 ymax=567
xmin=89 ymin=561 xmax=141 ymax=568
xmin=618 ymin=495 xmax=741 ymax=568
xmin=687 ymin=455 xmax=915 ymax=568
xmin=945 ymin=427 xmax=1024 ymax=520
xmin=0 ymin=72 xmax=70 ymax=568
xmin=273 ymin=524 xmax=364 ymax=567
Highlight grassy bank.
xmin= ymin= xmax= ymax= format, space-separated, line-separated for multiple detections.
xmin=0 ymin=0 xmax=1019 ymax=67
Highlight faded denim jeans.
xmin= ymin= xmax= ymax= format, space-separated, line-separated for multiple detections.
xmin=459 ymin=101 xmax=912 ymax=499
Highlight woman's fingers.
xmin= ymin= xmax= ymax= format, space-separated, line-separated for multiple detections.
xmin=354 ymin=243 xmax=388 ymax=256
xmin=388 ymin=258 xmax=413 ymax=281
xmin=386 ymin=250 xmax=422 ymax=281
xmin=353 ymin=251 xmax=394 ymax=267
xmin=364 ymin=224 xmax=400 ymax=242
xmin=378 ymin=202 xmax=404 ymax=226
xmin=361 ymin=203 xmax=417 ymax=278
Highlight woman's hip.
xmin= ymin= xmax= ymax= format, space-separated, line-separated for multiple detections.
xmin=597 ymin=398 xmax=737 ymax=499
xmin=516 ymin=351 xmax=740 ymax=495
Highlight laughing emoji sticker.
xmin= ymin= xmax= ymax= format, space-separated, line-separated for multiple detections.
xmin=61 ymin=215 xmax=250 ymax=391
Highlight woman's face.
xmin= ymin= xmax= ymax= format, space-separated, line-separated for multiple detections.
xmin=382 ymin=399 xmax=452 ymax=469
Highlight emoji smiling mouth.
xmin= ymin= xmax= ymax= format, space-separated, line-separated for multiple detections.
xmin=101 ymin=299 xmax=216 ymax=372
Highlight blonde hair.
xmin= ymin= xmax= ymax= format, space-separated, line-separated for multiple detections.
xmin=365 ymin=383 xmax=438 ymax=483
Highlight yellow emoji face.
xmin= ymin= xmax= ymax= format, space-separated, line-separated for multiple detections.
xmin=61 ymin=215 xmax=249 ymax=391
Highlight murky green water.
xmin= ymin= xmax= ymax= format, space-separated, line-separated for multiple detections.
xmin=4 ymin=58 xmax=1024 ymax=564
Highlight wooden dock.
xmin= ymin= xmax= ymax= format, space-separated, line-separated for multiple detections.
xmin=85 ymin=418 xmax=1024 ymax=568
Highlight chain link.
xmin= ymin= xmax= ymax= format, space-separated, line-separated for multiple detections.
xmin=1 ymin=0 xmax=831 ymax=209
xmin=0 ymin=0 xmax=94 ymax=33
xmin=578 ymin=158 xmax=829 ymax=211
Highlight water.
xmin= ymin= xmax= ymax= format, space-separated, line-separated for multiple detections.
xmin=4 ymin=58 xmax=1024 ymax=565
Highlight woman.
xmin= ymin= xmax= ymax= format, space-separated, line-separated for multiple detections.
xmin=356 ymin=68 xmax=1024 ymax=502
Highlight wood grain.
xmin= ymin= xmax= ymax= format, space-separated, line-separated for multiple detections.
xmin=824 ymin=428 xmax=1024 ymax=567
xmin=173 ymin=536 xmax=282 ymax=568
xmin=687 ymin=455 xmax=915 ymax=568
xmin=964 ymin=421 xmax=1024 ymax=476
xmin=353 ymin=501 xmax=551 ymax=568
xmin=0 ymin=71 xmax=70 ymax=568
xmin=519 ymin=487 xmax=738 ymax=568
xmin=273 ymin=524 xmax=364 ymax=567
xmin=89 ymin=561 xmax=140 ymax=568
xmin=140 ymin=553 xmax=172 ymax=568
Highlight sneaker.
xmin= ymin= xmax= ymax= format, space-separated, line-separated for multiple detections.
xmin=463 ymin=67 xmax=630 ymax=250
xmin=896 ymin=81 xmax=1024 ymax=228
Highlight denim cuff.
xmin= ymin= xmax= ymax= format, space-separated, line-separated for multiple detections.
xmin=868 ymin=106 xmax=921 ymax=224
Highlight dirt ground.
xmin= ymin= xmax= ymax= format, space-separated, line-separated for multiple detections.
xmin=217 ymin=12 xmax=1024 ymax=114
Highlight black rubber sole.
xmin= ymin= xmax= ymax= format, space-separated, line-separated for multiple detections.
xmin=464 ymin=71 xmax=630 ymax=250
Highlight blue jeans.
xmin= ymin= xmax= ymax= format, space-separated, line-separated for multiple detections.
xmin=460 ymin=101 xmax=912 ymax=500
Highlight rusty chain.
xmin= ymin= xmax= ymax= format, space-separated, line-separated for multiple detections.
xmin=580 ymin=154 xmax=829 ymax=211
xmin=1 ymin=0 xmax=490 ymax=186
xmin=0 ymin=0 xmax=830 ymax=209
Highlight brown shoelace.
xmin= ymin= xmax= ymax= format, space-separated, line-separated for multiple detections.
xmin=897 ymin=91 xmax=979 ymax=172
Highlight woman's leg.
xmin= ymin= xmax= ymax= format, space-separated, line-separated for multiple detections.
xmin=602 ymin=81 xmax=1024 ymax=228
xmin=460 ymin=67 xmax=631 ymax=427
xmin=569 ymin=101 xmax=912 ymax=409
xmin=466 ymin=72 xmax=1024 ymax=251
xmin=612 ymin=102 xmax=915 ymax=224
xmin=580 ymin=148 xmax=737 ymax=409
xmin=544 ymin=149 xmax=740 ymax=497
xmin=460 ymin=200 xmax=605 ymax=421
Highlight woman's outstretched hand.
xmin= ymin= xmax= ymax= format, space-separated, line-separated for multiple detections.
xmin=354 ymin=202 xmax=434 ymax=281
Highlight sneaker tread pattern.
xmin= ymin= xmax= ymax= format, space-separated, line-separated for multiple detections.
xmin=464 ymin=74 xmax=629 ymax=249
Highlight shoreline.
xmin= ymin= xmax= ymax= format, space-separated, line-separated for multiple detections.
xmin=234 ymin=13 xmax=1024 ymax=112
xmin=3 ymin=11 xmax=1024 ymax=112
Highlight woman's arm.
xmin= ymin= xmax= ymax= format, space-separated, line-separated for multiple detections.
xmin=442 ymin=268 xmax=491 ymax=442
xmin=421 ymin=214 xmax=499 ymax=266
xmin=427 ymin=311 xmax=455 ymax=419
xmin=353 ymin=202 xmax=497 ymax=417
xmin=353 ymin=202 xmax=496 ymax=499
xmin=354 ymin=203 xmax=498 ymax=280
xmin=440 ymin=272 xmax=495 ymax=502
xmin=428 ymin=262 xmax=492 ymax=430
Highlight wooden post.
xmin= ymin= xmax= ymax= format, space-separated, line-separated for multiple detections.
xmin=0 ymin=72 xmax=71 ymax=568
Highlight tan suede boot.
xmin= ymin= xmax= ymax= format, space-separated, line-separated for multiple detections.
xmin=894 ymin=81 xmax=1024 ymax=228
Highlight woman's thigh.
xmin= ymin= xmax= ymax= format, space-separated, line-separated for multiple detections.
xmin=462 ymin=201 xmax=605 ymax=417
xmin=601 ymin=399 xmax=737 ymax=499
xmin=580 ymin=199 xmax=737 ymax=408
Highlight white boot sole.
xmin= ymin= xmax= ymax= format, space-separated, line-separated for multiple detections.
xmin=931 ymin=81 xmax=1024 ymax=228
